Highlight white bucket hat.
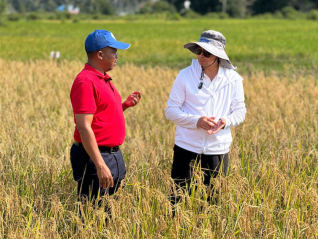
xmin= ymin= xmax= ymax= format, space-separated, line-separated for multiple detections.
xmin=184 ymin=30 xmax=236 ymax=70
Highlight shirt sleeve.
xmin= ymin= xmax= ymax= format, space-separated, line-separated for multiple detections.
xmin=223 ymin=77 xmax=246 ymax=129
xmin=70 ymin=79 xmax=97 ymax=114
xmin=165 ymin=73 xmax=201 ymax=129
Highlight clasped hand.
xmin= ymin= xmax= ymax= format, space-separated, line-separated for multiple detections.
xmin=197 ymin=116 xmax=226 ymax=134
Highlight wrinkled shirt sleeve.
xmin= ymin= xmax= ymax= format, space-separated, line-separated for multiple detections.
xmin=224 ymin=78 xmax=246 ymax=129
xmin=70 ymin=79 xmax=97 ymax=114
xmin=165 ymin=73 xmax=201 ymax=129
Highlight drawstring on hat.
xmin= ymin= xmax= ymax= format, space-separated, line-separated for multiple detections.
xmin=198 ymin=57 xmax=219 ymax=90
xmin=198 ymin=67 xmax=204 ymax=89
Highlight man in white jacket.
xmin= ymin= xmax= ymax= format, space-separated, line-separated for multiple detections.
xmin=165 ymin=30 xmax=246 ymax=202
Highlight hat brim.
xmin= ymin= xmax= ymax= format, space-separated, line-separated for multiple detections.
xmin=184 ymin=42 xmax=229 ymax=60
xmin=108 ymin=41 xmax=130 ymax=50
xmin=184 ymin=42 xmax=236 ymax=70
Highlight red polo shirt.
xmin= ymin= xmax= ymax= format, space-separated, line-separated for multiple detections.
xmin=70 ymin=64 xmax=125 ymax=147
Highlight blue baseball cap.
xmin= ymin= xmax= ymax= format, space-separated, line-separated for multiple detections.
xmin=85 ymin=29 xmax=130 ymax=53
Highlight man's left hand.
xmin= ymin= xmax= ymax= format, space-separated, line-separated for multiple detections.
xmin=207 ymin=118 xmax=226 ymax=134
xmin=123 ymin=91 xmax=141 ymax=110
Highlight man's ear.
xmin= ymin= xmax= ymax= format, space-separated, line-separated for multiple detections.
xmin=97 ymin=50 xmax=103 ymax=60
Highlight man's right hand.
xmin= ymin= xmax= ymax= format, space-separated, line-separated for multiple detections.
xmin=96 ymin=162 xmax=114 ymax=189
xmin=197 ymin=116 xmax=217 ymax=130
xmin=75 ymin=113 xmax=115 ymax=189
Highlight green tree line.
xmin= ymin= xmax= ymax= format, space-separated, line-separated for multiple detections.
xmin=5 ymin=0 xmax=148 ymax=15
xmin=3 ymin=0 xmax=318 ymax=16
xmin=167 ymin=0 xmax=318 ymax=17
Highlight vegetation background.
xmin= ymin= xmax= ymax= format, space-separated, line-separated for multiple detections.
xmin=2 ymin=0 xmax=318 ymax=18
xmin=0 ymin=0 xmax=317 ymax=238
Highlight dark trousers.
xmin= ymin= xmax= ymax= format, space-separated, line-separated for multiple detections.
xmin=70 ymin=143 xmax=126 ymax=201
xmin=171 ymin=144 xmax=228 ymax=203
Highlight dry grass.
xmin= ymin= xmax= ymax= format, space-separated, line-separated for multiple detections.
xmin=0 ymin=59 xmax=317 ymax=238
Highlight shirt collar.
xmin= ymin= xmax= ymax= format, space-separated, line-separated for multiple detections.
xmin=84 ymin=63 xmax=112 ymax=81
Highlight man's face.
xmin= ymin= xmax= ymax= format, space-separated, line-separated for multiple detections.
xmin=99 ymin=47 xmax=118 ymax=72
xmin=195 ymin=47 xmax=217 ymax=68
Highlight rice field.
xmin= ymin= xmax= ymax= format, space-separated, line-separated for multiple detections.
xmin=0 ymin=19 xmax=317 ymax=238
xmin=0 ymin=19 xmax=318 ymax=73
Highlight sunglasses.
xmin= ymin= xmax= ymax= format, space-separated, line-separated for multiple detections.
xmin=193 ymin=47 xmax=212 ymax=58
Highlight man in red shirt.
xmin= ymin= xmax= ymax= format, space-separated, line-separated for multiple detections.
xmin=70 ymin=29 xmax=141 ymax=201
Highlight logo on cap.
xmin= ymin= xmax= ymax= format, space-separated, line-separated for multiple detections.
xmin=110 ymin=32 xmax=116 ymax=40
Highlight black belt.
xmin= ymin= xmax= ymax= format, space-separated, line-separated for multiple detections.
xmin=74 ymin=142 xmax=119 ymax=153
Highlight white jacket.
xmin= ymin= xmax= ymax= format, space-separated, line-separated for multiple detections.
xmin=165 ymin=59 xmax=246 ymax=155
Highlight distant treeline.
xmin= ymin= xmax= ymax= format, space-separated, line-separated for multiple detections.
xmin=3 ymin=0 xmax=143 ymax=15
xmin=167 ymin=0 xmax=318 ymax=17
xmin=2 ymin=0 xmax=318 ymax=17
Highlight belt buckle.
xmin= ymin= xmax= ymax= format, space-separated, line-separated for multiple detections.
xmin=110 ymin=146 xmax=118 ymax=153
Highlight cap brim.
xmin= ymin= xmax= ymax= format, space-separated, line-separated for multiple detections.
xmin=109 ymin=41 xmax=130 ymax=50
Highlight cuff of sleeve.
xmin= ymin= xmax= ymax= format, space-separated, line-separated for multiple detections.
xmin=192 ymin=115 xmax=201 ymax=129
xmin=73 ymin=110 xmax=96 ymax=114
xmin=223 ymin=117 xmax=231 ymax=130
xmin=122 ymin=101 xmax=128 ymax=109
